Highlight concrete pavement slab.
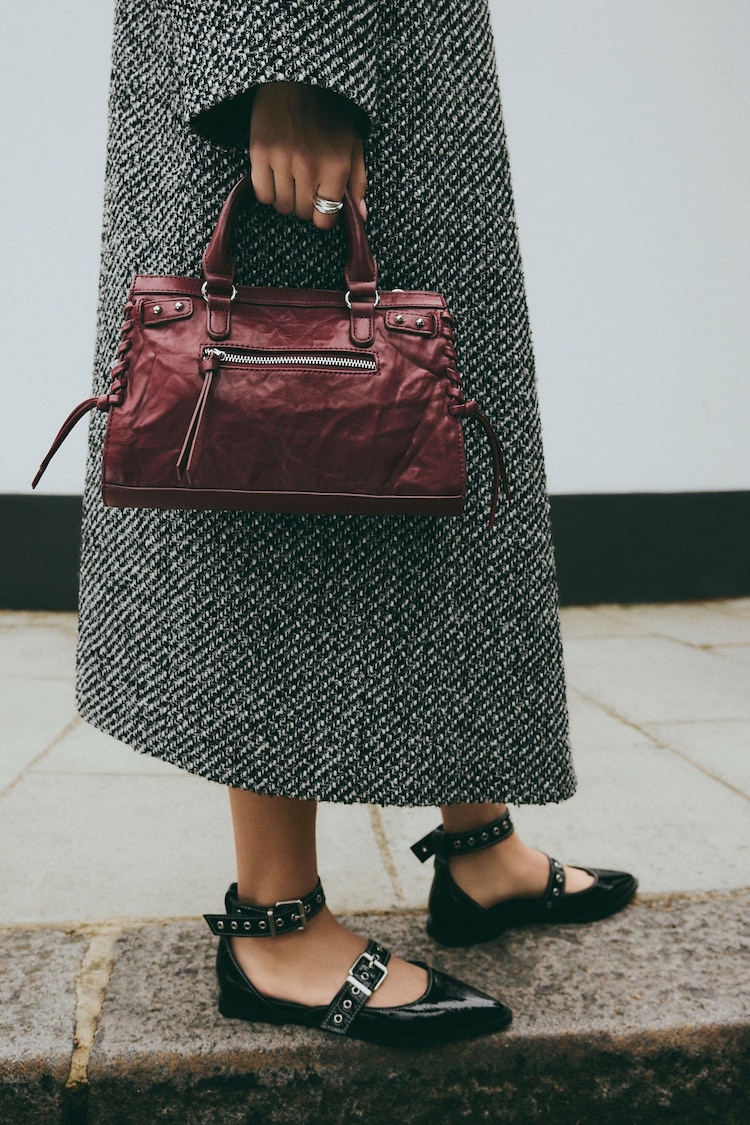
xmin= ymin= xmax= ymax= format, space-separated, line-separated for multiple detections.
xmin=566 ymin=684 xmax=655 ymax=750
xmin=0 ymin=772 xmax=391 ymax=925
xmin=0 ymin=611 xmax=77 ymax=680
xmin=84 ymin=895 xmax=750 ymax=1123
xmin=558 ymin=605 xmax=645 ymax=639
xmin=563 ymin=635 xmax=750 ymax=722
xmin=0 ymin=680 xmax=79 ymax=792
xmin=0 ymin=926 xmax=85 ymax=1124
xmin=712 ymin=645 xmax=750 ymax=668
xmin=586 ymin=601 xmax=750 ymax=646
xmin=0 ymin=772 xmax=234 ymax=925
xmin=643 ymin=718 xmax=750 ymax=797
xmin=31 ymin=718 xmax=189 ymax=776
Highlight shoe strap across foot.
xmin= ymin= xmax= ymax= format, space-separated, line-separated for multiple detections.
xmin=320 ymin=939 xmax=392 ymax=1036
xmin=411 ymin=813 xmax=515 ymax=863
xmin=541 ymin=857 xmax=566 ymax=911
xmin=204 ymin=879 xmax=326 ymax=937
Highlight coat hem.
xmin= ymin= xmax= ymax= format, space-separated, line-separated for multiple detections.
xmin=76 ymin=703 xmax=578 ymax=810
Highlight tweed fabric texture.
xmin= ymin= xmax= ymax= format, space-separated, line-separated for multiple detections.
xmin=76 ymin=0 xmax=576 ymax=807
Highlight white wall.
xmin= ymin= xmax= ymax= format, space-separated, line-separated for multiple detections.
xmin=490 ymin=0 xmax=750 ymax=492
xmin=2 ymin=1 xmax=748 ymax=496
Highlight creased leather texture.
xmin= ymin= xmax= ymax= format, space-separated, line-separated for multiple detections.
xmin=35 ymin=174 xmax=508 ymax=525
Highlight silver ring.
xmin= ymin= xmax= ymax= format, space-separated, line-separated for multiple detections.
xmin=201 ymin=281 xmax=237 ymax=303
xmin=344 ymin=289 xmax=380 ymax=309
xmin=313 ymin=192 xmax=344 ymax=215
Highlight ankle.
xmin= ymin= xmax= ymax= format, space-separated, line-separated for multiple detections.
xmin=441 ymin=802 xmax=509 ymax=835
xmin=447 ymin=835 xmax=550 ymax=908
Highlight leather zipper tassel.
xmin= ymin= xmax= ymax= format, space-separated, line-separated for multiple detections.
xmin=177 ymin=351 xmax=221 ymax=484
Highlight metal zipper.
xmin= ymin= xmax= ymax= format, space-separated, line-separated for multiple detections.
xmin=203 ymin=347 xmax=376 ymax=371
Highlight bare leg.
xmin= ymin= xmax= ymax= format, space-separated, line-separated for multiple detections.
xmin=440 ymin=801 xmax=594 ymax=908
xmin=228 ymin=788 xmax=427 ymax=1007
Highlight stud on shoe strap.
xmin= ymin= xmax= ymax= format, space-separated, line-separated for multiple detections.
xmin=204 ymin=879 xmax=326 ymax=937
xmin=543 ymin=857 xmax=566 ymax=910
xmin=411 ymin=813 xmax=515 ymax=863
xmin=320 ymin=939 xmax=391 ymax=1036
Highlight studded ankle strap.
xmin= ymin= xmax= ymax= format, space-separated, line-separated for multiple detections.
xmin=204 ymin=879 xmax=326 ymax=937
xmin=411 ymin=813 xmax=515 ymax=863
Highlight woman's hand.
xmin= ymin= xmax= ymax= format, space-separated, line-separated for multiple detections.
xmin=249 ymin=82 xmax=367 ymax=229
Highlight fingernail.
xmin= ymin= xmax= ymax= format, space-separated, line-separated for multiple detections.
xmin=359 ymin=198 xmax=367 ymax=220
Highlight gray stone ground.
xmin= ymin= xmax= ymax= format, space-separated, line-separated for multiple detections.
xmin=1 ymin=601 xmax=749 ymax=1122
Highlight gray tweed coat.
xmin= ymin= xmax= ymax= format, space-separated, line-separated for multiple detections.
xmin=76 ymin=0 xmax=575 ymax=807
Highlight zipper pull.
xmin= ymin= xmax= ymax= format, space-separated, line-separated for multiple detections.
xmin=177 ymin=351 xmax=221 ymax=483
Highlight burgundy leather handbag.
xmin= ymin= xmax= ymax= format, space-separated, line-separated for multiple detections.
xmin=34 ymin=174 xmax=509 ymax=527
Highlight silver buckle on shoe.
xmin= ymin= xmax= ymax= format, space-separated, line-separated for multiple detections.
xmin=267 ymin=899 xmax=307 ymax=936
xmin=346 ymin=950 xmax=389 ymax=998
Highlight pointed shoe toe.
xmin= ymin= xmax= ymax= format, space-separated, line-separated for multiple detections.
xmin=427 ymin=856 xmax=638 ymax=947
xmin=348 ymin=965 xmax=512 ymax=1047
xmin=215 ymin=936 xmax=511 ymax=1047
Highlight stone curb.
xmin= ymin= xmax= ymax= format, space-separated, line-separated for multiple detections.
xmin=1 ymin=893 xmax=748 ymax=1124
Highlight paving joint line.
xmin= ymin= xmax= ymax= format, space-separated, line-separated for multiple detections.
xmin=368 ymin=805 xmax=407 ymax=909
xmin=61 ymin=924 xmax=121 ymax=1125
xmin=0 ymin=713 xmax=82 ymax=800
xmin=568 ymin=686 xmax=750 ymax=803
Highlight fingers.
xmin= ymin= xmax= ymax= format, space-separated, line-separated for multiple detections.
xmin=250 ymin=161 xmax=276 ymax=207
xmin=311 ymin=158 xmax=351 ymax=231
xmin=248 ymin=83 xmax=368 ymax=229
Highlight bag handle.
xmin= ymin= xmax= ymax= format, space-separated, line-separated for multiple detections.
xmin=201 ymin=173 xmax=378 ymax=345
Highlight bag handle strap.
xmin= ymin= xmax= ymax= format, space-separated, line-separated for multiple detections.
xmin=201 ymin=173 xmax=378 ymax=345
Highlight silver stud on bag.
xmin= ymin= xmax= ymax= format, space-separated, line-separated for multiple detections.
xmin=395 ymin=314 xmax=404 ymax=324
xmin=174 ymin=301 xmax=184 ymax=311
xmin=416 ymin=317 xmax=425 ymax=327
xmin=152 ymin=305 xmax=162 ymax=315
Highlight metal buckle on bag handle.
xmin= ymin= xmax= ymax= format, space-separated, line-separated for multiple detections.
xmin=201 ymin=281 xmax=237 ymax=303
xmin=344 ymin=289 xmax=380 ymax=309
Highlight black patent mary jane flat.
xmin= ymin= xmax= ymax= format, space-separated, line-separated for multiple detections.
xmin=412 ymin=815 xmax=638 ymax=948
xmin=205 ymin=882 xmax=512 ymax=1047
